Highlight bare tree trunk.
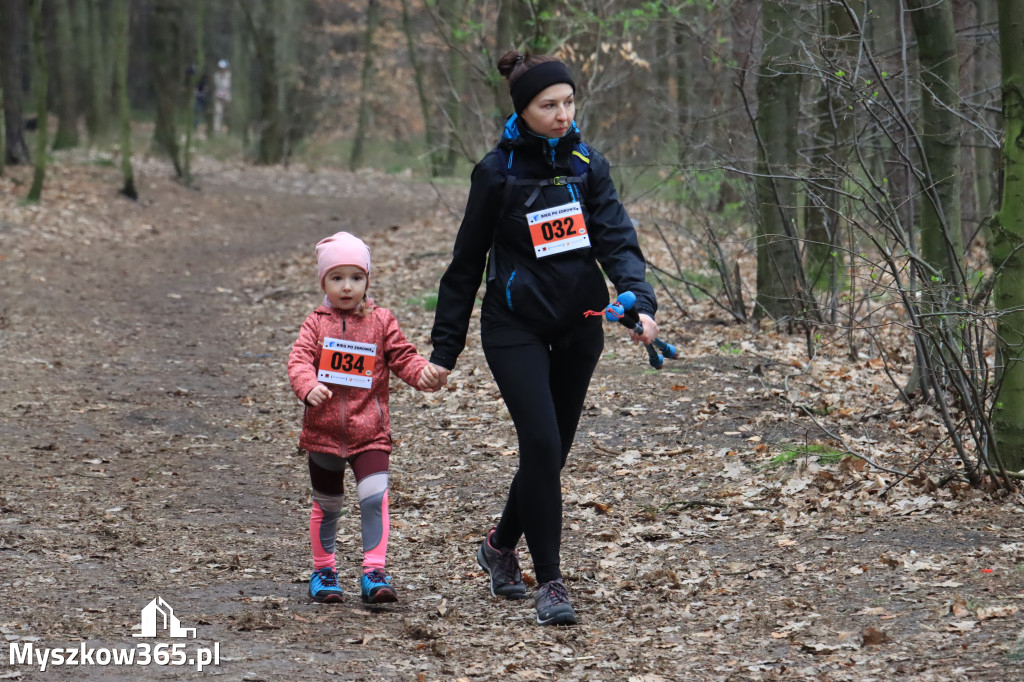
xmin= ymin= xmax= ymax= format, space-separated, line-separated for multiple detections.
xmin=51 ymin=0 xmax=79 ymax=150
xmin=229 ymin=3 xmax=250 ymax=148
xmin=400 ymin=0 xmax=441 ymax=176
xmin=491 ymin=0 xmax=515 ymax=123
xmin=349 ymin=0 xmax=379 ymax=170
xmin=953 ymin=0 xmax=977 ymax=244
xmin=441 ymin=43 xmax=466 ymax=174
xmin=71 ymin=0 xmax=94 ymax=139
xmin=113 ymin=0 xmax=135 ymax=199
xmin=495 ymin=0 xmax=514 ymax=52
xmin=83 ymin=0 xmax=113 ymax=140
xmin=238 ymin=0 xmax=291 ymax=165
xmin=151 ymin=0 xmax=183 ymax=176
xmin=1 ymin=0 xmax=32 ymax=165
xmin=904 ymin=0 xmax=965 ymax=397
xmin=257 ymin=0 xmax=284 ymax=164
xmin=182 ymin=0 xmax=203 ymax=186
xmin=673 ymin=15 xmax=697 ymax=163
xmin=991 ymin=0 xmax=1024 ymax=472
xmin=909 ymin=0 xmax=964 ymax=283
xmin=804 ymin=2 xmax=857 ymax=304
xmin=973 ymin=0 xmax=1000 ymax=242
xmin=27 ymin=0 xmax=48 ymax=202
xmin=753 ymin=0 xmax=815 ymax=323
xmin=272 ymin=0 xmax=319 ymax=160
xmin=436 ymin=0 xmax=466 ymax=176
xmin=724 ymin=0 xmax=759 ymax=161
xmin=872 ymin=0 xmax=917 ymax=256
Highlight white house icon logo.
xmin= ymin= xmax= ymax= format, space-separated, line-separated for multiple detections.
xmin=133 ymin=597 xmax=197 ymax=638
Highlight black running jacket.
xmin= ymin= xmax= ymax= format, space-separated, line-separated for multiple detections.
xmin=429 ymin=116 xmax=656 ymax=370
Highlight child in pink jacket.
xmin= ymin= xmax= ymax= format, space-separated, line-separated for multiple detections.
xmin=288 ymin=231 xmax=442 ymax=604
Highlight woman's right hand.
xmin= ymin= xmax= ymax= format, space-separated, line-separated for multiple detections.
xmin=631 ymin=313 xmax=659 ymax=346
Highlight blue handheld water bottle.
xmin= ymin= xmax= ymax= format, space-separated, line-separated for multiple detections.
xmin=608 ymin=293 xmax=663 ymax=369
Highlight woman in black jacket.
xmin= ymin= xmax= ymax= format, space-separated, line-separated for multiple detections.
xmin=428 ymin=51 xmax=658 ymax=626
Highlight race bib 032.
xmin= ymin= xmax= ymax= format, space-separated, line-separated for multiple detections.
xmin=527 ymin=201 xmax=590 ymax=258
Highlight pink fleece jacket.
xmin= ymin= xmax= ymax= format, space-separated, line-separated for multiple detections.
xmin=288 ymin=300 xmax=428 ymax=458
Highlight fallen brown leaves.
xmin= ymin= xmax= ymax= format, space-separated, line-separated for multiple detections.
xmin=0 ymin=158 xmax=1022 ymax=680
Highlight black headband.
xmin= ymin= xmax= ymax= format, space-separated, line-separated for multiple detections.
xmin=510 ymin=61 xmax=576 ymax=113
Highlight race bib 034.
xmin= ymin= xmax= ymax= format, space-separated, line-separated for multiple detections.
xmin=317 ymin=337 xmax=376 ymax=389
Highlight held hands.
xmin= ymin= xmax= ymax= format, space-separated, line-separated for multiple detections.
xmin=305 ymin=384 xmax=333 ymax=407
xmin=631 ymin=313 xmax=659 ymax=346
xmin=417 ymin=363 xmax=451 ymax=392
xmin=307 ymin=364 xmax=451 ymax=401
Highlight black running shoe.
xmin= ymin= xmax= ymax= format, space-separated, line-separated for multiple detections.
xmin=476 ymin=527 xmax=528 ymax=600
xmin=535 ymin=579 xmax=577 ymax=626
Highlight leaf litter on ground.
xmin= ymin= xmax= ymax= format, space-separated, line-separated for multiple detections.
xmin=0 ymin=157 xmax=1021 ymax=680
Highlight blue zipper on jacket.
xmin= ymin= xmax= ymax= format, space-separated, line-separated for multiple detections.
xmin=506 ymin=269 xmax=517 ymax=311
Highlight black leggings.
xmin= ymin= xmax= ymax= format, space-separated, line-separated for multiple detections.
xmin=483 ymin=316 xmax=604 ymax=584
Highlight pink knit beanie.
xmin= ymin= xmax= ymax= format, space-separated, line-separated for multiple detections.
xmin=316 ymin=232 xmax=371 ymax=289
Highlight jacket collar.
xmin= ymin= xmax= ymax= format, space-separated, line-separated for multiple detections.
xmin=315 ymin=297 xmax=376 ymax=316
xmin=499 ymin=113 xmax=581 ymax=160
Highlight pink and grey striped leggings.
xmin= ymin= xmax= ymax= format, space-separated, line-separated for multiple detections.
xmin=307 ymin=450 xmax=390 ymax=574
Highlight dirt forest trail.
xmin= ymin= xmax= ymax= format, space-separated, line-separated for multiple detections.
xmin=0 ymin=161 xmax=457 ymax=680
xmin=1 ymin=159 xmax=1023 ymax=681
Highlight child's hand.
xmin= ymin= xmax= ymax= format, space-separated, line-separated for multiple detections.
xmin=417 ymin=363 xmax=449 ymax=392
xmin=305 ymin=384 xmax=333 ymax=407
xmin=417 ymin=364 xmax=440 ymax=391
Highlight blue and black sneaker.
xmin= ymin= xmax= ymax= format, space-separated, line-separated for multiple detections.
xmin=308 ymin=567 xmax=343 ymax=603
xmin=360 ymin=568 xmax=398 ymax=604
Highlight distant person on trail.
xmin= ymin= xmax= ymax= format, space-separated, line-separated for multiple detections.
xmin=426 ymin=51 xmax=658 ymax=625
xmin=212 ymin=59 xmax=231 ymax=134
xmin=288 ymin=231 xmax=444 ymax=604
xmin=190 ymin=66 xmax=208 ymax=131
